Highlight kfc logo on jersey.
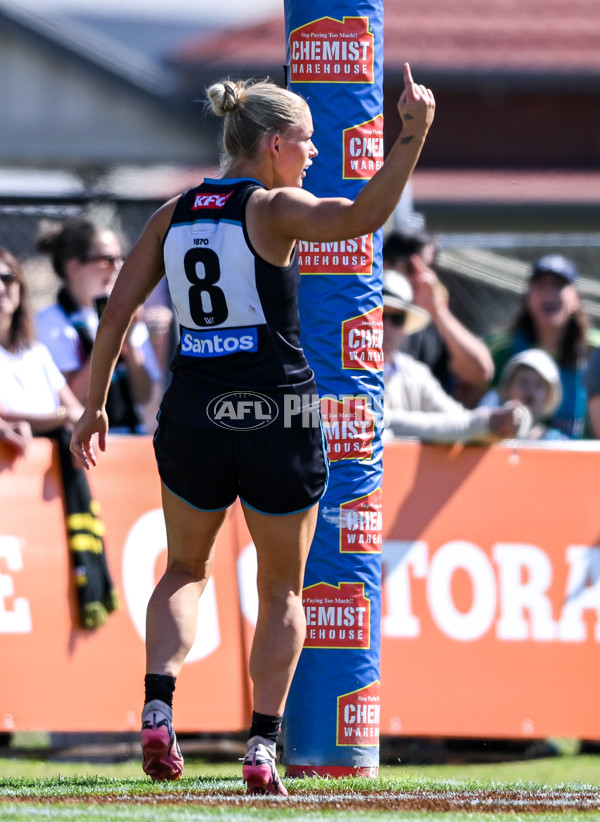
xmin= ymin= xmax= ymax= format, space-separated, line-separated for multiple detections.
xmin=192 ymin=192 xmax=233 ymax=210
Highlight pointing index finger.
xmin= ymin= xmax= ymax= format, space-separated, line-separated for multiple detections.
xmin=403 ymin=62 xmax=414 ymax=89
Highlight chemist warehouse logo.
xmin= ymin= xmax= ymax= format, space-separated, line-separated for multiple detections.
xmin=289 ymin=16 xmax=375 ymax=84
xmin=303 ymin=581 xmax=371 ymax=649
xmin=337 ymin=681 xmax=380 ymax=747
xmin=207 ymin=392 xmax=279 ymax=430
xmin=343 ymin=115 xmax=384 ymax=180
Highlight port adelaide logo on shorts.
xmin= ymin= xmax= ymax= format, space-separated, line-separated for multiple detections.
xmin=207 ymin=391 xmax=279 ymax=430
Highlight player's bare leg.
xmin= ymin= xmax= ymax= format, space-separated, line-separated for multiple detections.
xmin=146 ymin=484 xmax=227 ymax=675
xmin=240 ymin=502 xmax=319 ymax=795
xmin=142 ymin=484 xmax=228 ymax=780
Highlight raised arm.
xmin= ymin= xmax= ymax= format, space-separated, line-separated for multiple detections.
xmin=409 ymin=254 xmax=495 ymax=386
xmin=257 ymin=63 xmax=435 ymax=244
xmin=69 ymin=199 xmax=175 ymax=468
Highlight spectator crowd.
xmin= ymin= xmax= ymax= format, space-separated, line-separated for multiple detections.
xmin=2 ymin=217 xmax=599 ymax=763
xmin=2 ymin=221 xmax=600 ymax=454
xmin=381 ymin=229 xmax=600 ymax=445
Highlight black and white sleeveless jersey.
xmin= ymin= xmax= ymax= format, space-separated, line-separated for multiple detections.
xmin=160 ymin=177 xmax=317 ymax=427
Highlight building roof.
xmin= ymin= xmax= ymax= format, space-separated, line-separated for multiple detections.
xmin=172 ymin=15 xmax=287 ymax=78
xmin=0 ymin=1 xmax=177 ymax=100
xmin=0 ymin=2 xmax=212 ymax=169
xmin=384 ymin=0 xmax=600 ymax=80
xmin=412 ymin=170 xmax=600 ymax=205
xmin=171 ymin=0 xmax=600 ymax=82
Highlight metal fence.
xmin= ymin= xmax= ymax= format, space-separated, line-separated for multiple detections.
xmin=0 ymin=197 xmax=162 ymax=311
xmin=2 ymin=196 xmax=600 ymax=336
xmin=437 ymin=233 xmax=600 ymax=337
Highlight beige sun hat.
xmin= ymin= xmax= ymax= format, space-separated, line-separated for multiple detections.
xmin=382 ymin=270 xmax=431 ymax=335
xmin=498 ymin=348 xmax=563 ymax=418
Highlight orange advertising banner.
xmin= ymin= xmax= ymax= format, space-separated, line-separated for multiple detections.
xmin=380 ymin=440 xmax=600 ymax=740
xmin=0 ymin=438 xmax=250 ymax=733
xmin=1 ymin=437 xmax=600 ymax=739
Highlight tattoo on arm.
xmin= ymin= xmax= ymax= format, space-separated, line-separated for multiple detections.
xmin=401 ymin=135 xmax=414 ymax=144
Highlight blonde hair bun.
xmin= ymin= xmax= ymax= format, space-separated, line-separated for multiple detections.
xmin=204 ymin=77 xmax=308 ymax=173
xmin=206 ymin=80 xmax=242 ymax=117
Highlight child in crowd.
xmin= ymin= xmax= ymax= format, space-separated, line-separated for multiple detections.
xmin=480 ymin=348 xmax=567 ymax=441
xmin=382 ymin=270 xmax=530 ymax=443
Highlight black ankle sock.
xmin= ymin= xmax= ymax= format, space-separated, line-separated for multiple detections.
xmin=144 ymin=674 xmax=176 ymax=709
xmin=249 ymin=711 xmax=282 ymax=743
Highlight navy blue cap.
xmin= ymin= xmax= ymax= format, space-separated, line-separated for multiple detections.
xmin=531 ymin=254 xmax=578 ymax=284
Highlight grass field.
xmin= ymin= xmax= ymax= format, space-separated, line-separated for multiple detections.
xmin=2 ymin=751 xmax=600 ymax=821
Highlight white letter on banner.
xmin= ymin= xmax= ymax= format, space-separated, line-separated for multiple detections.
xmin=381 ymin=540 xmax=427 ymax=637
xmin=428 ymin=541 xmax=496 ymax=641
xmin=0 ymin=536 xmax=32 ymax=633
xmin=237 ymin=542 xmax=258 ymax=625
xmin=557 ymin=546 xmax=600 ymax=642
xmin=122 ymin=510 xmax=220 ymax=661
xmin=493 ymin=543 xmax=556 ymax=640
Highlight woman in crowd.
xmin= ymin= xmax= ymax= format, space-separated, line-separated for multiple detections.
xmin=487 ymin=254 xmax=600 ymax=438
xmin=0 ymin=247 xmax=83 ymax=437
xmin=36 ymin=217 xmax=162 ymax=433
xmin=70 ymin=64 xmax=435 ymax=793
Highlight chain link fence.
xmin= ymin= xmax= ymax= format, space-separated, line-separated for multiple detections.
xmin=436 ymin=234 xmax=600 ymax=339
xmin=0 ymin=197 xmax=162 ymax=311
xmin=2 ymin=196 xmax=600 ymax=337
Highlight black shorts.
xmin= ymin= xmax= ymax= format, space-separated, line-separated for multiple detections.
xmin=153 ymin=412 xmax=329 ymax=515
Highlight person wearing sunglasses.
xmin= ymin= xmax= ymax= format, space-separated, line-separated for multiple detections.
xmin=35 ymin=217 xmax=162 ymax=433
xmin=0 ymin=246 xmax=83 ymax=452
xmin=382 ymin=270 xmax=530 ymax=443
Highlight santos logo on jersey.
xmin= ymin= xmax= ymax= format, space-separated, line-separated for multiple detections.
xmin=180 ymin=327 xmax=258 ymax=357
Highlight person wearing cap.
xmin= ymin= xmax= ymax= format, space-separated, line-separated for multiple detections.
xmin=382 ymin=229 xmax=494 ymax=404
xmin=487 ymin=254 xmax=600 ymax=439
xmin=383 ymin=270 xmax=530 ymax=443
xmin=480 ymin=349 xmax=567 ymax=440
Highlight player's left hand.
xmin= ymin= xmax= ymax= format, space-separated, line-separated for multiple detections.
xmin=398 ymin=63 xmax=436 ymax=135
